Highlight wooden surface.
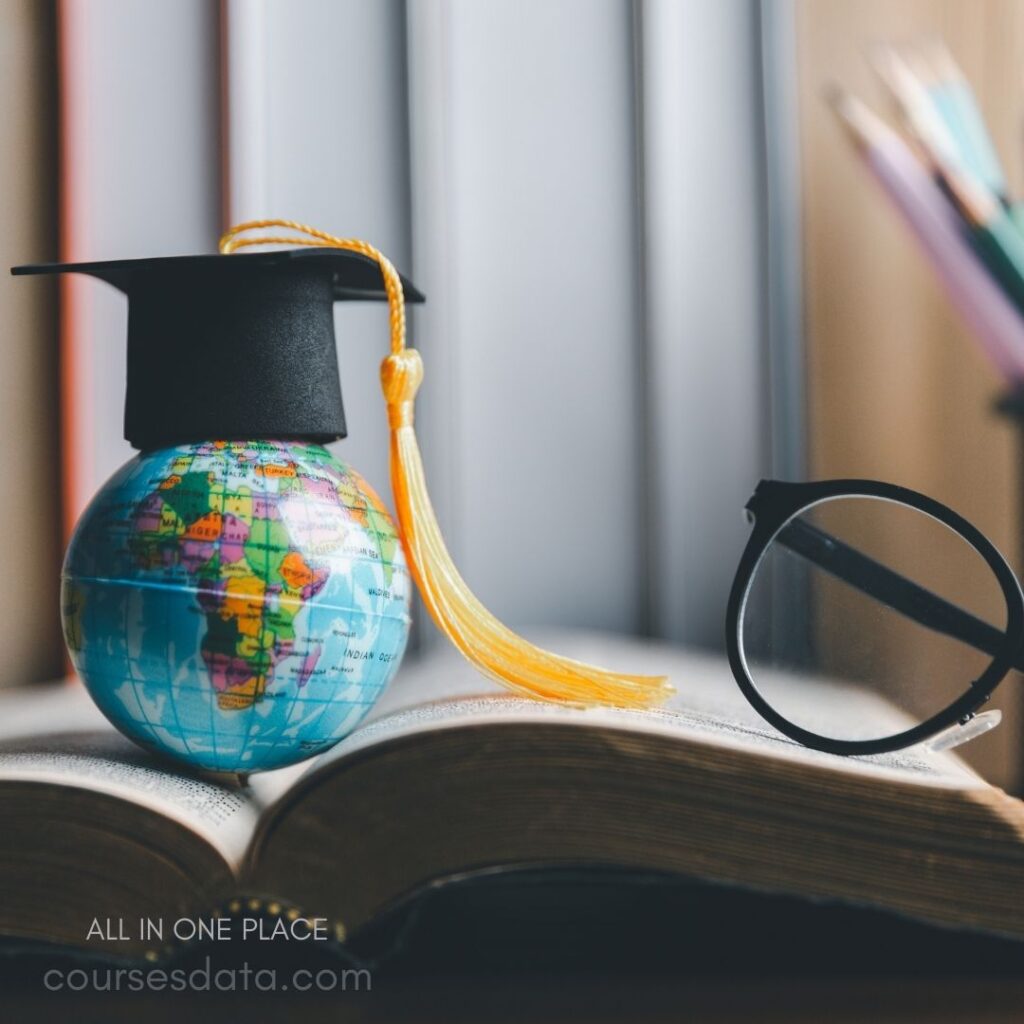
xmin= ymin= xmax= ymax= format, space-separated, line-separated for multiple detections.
xmin=796 ymin=0 xmax=1024 ymax=789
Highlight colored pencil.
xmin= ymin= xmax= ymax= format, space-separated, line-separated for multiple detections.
xmin=872 ymin=48 xmax=1024 ymax=317
xmin=934 ymin=163 xmax=1024 ymax=317
xmin=829 ymin=90 xmax=1024 ymax=380
xmin=900 ymin=47 xmax=984 ymax=185
xmin=923 ymin=39 xmax=1009 ymax=203
xmin=871 ymin=46 xmax=962 ymax=173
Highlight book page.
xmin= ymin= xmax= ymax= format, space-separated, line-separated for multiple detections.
xmin=323 ymin=630 xmax=987 ymax=790
xmin=0 ymin=683 xmax=296 ymax=868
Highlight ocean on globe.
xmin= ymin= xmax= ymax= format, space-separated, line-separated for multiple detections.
xmin=61 ymin=440 xmax=411 ymax=773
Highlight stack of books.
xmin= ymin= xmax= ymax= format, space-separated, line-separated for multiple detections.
xmin=2 ymin=632 xmax=1023 ymax=964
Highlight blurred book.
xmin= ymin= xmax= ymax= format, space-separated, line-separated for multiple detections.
xmin=1 ymin=631 xmax=1023 ymax=963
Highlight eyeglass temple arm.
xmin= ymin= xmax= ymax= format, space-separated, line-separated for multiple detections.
xmin=775 ymin=519 xmax=1022 ymax=672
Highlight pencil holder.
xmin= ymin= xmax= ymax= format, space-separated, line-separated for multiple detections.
xmin=994 ymin=389 xmax=1024 ymax=423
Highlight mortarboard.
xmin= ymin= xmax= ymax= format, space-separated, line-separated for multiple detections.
xmin=12 ymin=248 xmax=424 ymax=451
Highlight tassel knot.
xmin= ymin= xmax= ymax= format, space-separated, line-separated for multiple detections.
xmin=381 ymin=350 xmax=424 ymax=429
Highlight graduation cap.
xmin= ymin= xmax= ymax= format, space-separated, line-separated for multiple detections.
xmin=12 ymin=247 xmax=424 ymax=451
xmin=15 ymin=219 xmax=671 ymax=713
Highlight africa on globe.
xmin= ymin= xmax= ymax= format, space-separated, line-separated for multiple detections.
xmin=61 ymin=440 xmax=411 ymax=773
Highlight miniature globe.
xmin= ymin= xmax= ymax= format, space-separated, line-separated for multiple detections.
xmin=61 ymin=440 xmax=411 ymax=773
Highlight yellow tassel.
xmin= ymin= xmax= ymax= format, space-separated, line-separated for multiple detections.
xmin=219 ymin=219 xmax=672 ymax=709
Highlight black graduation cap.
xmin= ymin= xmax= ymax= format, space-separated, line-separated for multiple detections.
xmin=11 ymin=248 xmax=425 ymax=451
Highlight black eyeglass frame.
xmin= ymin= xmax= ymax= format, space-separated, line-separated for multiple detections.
xmin=725 ymin=479 xmax=1024 ymax=756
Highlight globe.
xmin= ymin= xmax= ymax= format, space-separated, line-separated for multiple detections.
xmin=61 ymin=440 xmax=411 ymax=773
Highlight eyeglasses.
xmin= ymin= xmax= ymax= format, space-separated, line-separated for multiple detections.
xmin=725 ymin=480 xmax=1024 ymax=756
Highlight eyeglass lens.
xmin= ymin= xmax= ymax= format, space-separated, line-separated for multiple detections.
xmin=740 ymin=496 xmax=1009 ymax=744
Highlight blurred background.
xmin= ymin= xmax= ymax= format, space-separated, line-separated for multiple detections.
xmin=3 ymin=0 xmax=1024 ymax=788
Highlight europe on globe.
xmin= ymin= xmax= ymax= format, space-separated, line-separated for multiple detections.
xmin=61 ymin=440 xmax=411 ymax=773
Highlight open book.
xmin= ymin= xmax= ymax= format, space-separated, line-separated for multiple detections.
xmin=1 ymin=631 xmax=1022 ymax=961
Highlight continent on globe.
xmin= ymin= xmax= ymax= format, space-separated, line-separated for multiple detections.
xmin=128 ymin=444 xmax=393 ymax=711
